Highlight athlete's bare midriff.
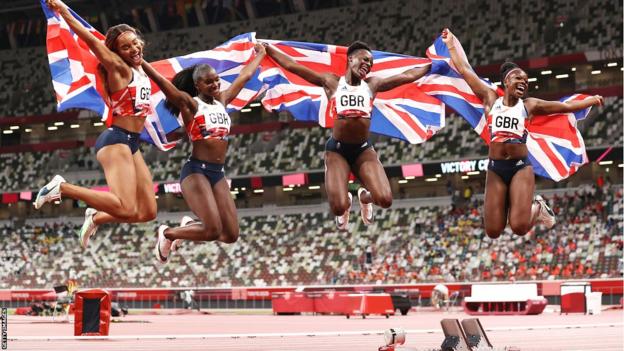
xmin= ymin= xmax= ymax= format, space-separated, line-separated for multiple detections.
xmin=191 ymin=139 xmax=228 ymax=164
xmin=111 ymin=115 xmax=146 ymax=134
xmin=488 ymin=142 xmax=529 ymax=160
xmin=332 ymin=118 xmax=370 ymax=144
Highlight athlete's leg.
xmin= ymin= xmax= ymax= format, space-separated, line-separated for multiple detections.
xmin=163 ymin=174 xmax=223 ymax=242
xmin=508 ymin=166 xmax=536 ymax=236
xmin=353 ymin=148 xmax=392 ymax=209
xmin=92 ymin=149 xmax=157 ymax=224
xmin=483 ymin=170 xmax=509 ymax=239
xmin=211 ymin=178 xmax=239 ymax=244
xmin=59 ymin=144 xmax=138 ymax=221
xmin=325 ymin=151 xmax=352 ymax=216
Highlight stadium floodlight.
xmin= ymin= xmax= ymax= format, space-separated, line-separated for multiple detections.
xmin=253 ymin=189 xmax=264 ymax=193
xmin=425 ymin=178 xmax=437 ymax=182
xmin=555 ymin=74 xmax=569 ymax=79
xmin=9 ymin=126 xmax=19 ymax=130
xmin=398 ymin=180 xmax=408 ymax=184
xmin=591 ymin=70 xmax=601 ymax=75
xmin=467 ymin=171 xmax=480 ymax=175
xmin=24 ymin=128 xmax=32 ymax=132
xmin=241 ymin=108 xmax=252 ymax=112
xmin=47 ymin=126 xmax=58 ymax=130
xmin=93 ymin=122 xmax=104 ymax=126
xmin=2 ymin=130 xmax=12 ymax=134
xmin=540 ymin=70 xmax=552 ymax=75
xmin=461 ymin=175 xmax=469 ymax=179
xmin=54 ymin=121 xmax=64 ymax=126
xmin=249 ymin=103 xmax=261 ymax=107
xmin=598 ymin=161 xmax=613 ymax=165
xmin=528 ymin=78 xmax=537 ymax=82
xmin=70 ymin=124 xmax=80 ymax=128
xmin=308 ymin=185 xmax=320 ymax=190
xmin=607 ymin=62 xmax=617 ymax=67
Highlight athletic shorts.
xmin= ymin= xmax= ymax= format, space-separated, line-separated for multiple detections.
xmin=325 ymin=136 xmax=373 ymax=167
xmin=94 ymin=126 xmax=141 ymax=154
xmin=488 ymin=158 xmax=530 ymax=186
xmin=180 ymin=157 xmax=226 ymax=186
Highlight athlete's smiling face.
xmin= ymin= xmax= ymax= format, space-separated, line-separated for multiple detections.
xmin=195 ymin=68 xmax=221 ymax=99
xmin=114 ymin=31 xmax=144 ymax=68
xmin=348 ymin=49 xmax=373 ymax=80
xmin=504 ymin=69 xmax=529 ymax=99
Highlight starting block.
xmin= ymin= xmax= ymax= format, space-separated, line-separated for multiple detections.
xmin=461 ymin=318 xmax=493 ymax=350
xmin=440 ymin=319 xmax=471 ymax=351
xmin=378 ymin=318 xmax=517 ymax=351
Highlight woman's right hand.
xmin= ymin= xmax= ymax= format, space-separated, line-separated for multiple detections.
xmin=441 ymin=28 xmax=455 ymax=49
xmin=46 ymin=0 xmax=69 ymax=15
xmin=259 ymin=42 xmax=274 ymax=57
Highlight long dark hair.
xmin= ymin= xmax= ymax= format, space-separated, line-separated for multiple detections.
xmin=165 ymin=64 xmax=214 ymax=116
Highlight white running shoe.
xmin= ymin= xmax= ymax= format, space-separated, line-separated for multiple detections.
xmin=171 ymin=216 xmax=194 ymax=252
xmin=154 ymin=225 xmax=172 ymax=264
xmin=78 ymin=208 xmax=98 ymax=249
xmin=535 ymin=195 xmax=556 ymax=229
xmin=335 ymin=192 xmax=352 ymax=231
xmin=357 ymin=187 xmax=374 ymax=225
xmin=34 ymin=175 xmax=66 ymax=209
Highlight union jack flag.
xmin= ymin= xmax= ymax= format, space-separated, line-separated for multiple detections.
xmin=42 ymin=0 xmax=263 ymax=150
xmin=421 ymin=35 xmax=592 ymax=181
xmin=258 ymin=40 xmax=445 ymax=144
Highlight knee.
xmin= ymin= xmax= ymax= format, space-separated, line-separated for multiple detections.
xmin=113 ymin=206 xmax=138 ymax=222
xmin=510 ymin=221 xmax=531 ymax=236
xmin=329 ymin=196 xmax=351 ymax=216
xmin=220 ymin=228 xmax=239 ymax=244
xmin=485 ymin=226 xmax=503 ymax=239
xmin=135 ymin=207 xmax=157 ymax=223
xmin=373 ymin=192 xmax=393 ymax=209
xmin=201 ymin=222 xmax=223 ymax=241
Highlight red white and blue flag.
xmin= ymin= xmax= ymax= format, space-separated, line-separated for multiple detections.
xmin=421 ymin=35 xmax=592 ymax=181
xmin=147 ymin=33 xmax=263 ymax=149
xmin=258 ymin=40 xmax=445 ymax=144
xmin=42 ymin=0 xmax=263 ymax=150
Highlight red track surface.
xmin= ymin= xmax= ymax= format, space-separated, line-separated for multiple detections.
xmin=8 ymin=309 xmax=623 ymax=350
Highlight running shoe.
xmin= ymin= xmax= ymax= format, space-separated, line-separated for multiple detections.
xmin=535 ymin=195 xmax=556 ymax=229
xmin=34 ymin=175 xmax=65 ymax=209
xmin=171 ymin=216 xmax=194 ymax=252
xmin=357 ymin=187 xmax=374 ymax=225
xmin=335 ymin=192 xmax=352 ymax=231
xmin=78 ymin=208 xmax=98 ymax=249
xmin=154 ymin=225 xmax=172 ymax=264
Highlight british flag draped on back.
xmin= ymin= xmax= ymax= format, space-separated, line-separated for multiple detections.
xmin=420 ymin=35 xmax=592 ymax=181
xmin=259 ymin=40 xmax=445 ymax=144
xmin=42 ymin=0 xmax=263 ymax=150
xmin=145 ymin=33 xmax=263 ymax=149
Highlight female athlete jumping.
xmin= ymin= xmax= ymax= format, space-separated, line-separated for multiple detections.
xmin=265 ymin=41 xmax=431 ymax=230
xmin=36 ymin=0 xmax=158 ymax=248
xmin=442 ymin=28 xmax=603 ymax=238
xmin=141 ymin=44 xmax=266 ymax=263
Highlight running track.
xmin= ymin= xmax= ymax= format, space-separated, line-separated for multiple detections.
xmin=8 ymin=309 xmax=623 ymax=350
